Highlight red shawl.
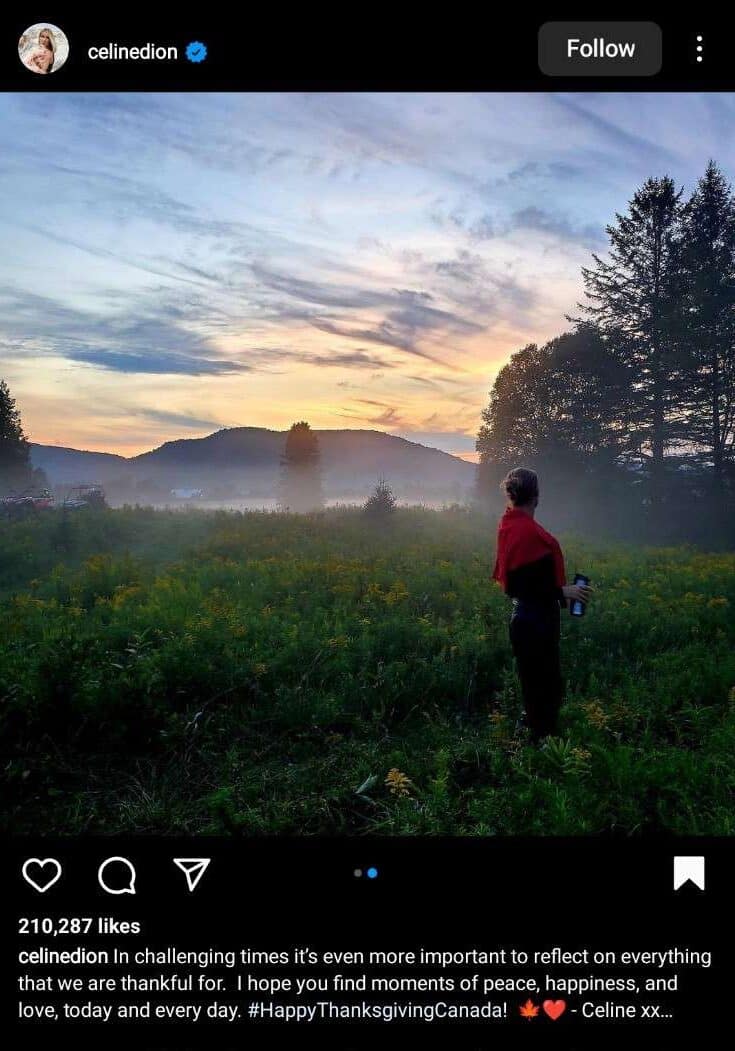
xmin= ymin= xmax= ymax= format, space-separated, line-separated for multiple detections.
xmin=492 ymin=507 xmax=566 ymax=591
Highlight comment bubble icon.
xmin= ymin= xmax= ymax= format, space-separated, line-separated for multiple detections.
xmin=98 ymin=856 xmax=137 ymax=895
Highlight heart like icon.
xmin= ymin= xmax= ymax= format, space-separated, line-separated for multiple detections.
xmin=22 ymin=857 xmax=62 ymax=894
xmin=543 ymin=999 xmax=567 ymax=1021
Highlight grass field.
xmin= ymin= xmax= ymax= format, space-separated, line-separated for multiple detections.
xmin=1 ymin=506 xmax=734 ymax=836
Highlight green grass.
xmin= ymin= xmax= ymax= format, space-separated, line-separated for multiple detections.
xmin=1 ymin=506 xmax=734 ymax=835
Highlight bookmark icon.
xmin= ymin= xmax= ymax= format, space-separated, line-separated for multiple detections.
xmin=173 ymin=858 xmax=211 ymax=892
xmin=673 ymin=856 xmax=705 ymax=891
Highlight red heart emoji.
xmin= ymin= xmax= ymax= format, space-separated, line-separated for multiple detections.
xmin=543 ymin=999 xmax=566 ymax=1021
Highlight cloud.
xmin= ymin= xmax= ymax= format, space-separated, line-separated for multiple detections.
xmin=310 ymin=317 xmax=443 ymax=364
xmin=0 ymin=287 xmax=249 ymax=376
xmin=251 ymin=264 xmax=388 ymax=310
xmin=339 ymin=398 xmax=406 ymax=428
xmin=431 ymin=205 xmax=603 ymax=248
xmin=299 ymin=291 xmax=481 ymax=367
xmin=136 ymin=409 xmax=224 ymax=430
xmin=67 ymin=348 xmax=249 ymax=376
xmin=236 ymin=345 xmax=392 ymax=371
xmin=434 ymin=250 xmax=536 ymax=315
xmin=509 ymin=206 xmax=604 ymax=246
xmin=252 ymin=266 xmax=481 ymax=337
xmin=298 ymin=348 xmax=390 ymax=369
xmin=8 ymin=221 xmax=215 ymax=289
xmin=468 ymin=214 xmax=496 ymax=240
xmin=550 ymin=94 xmax=682 ymax=167
xmin=480 ymin=159 xmax=584 ymax=192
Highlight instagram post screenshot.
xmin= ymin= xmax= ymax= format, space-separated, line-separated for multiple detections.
xmin=1 ymin=13 xmax=733 ymax=1048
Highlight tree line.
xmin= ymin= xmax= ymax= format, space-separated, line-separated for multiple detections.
xmin=477 ymin=162 xmax=735 ymax=544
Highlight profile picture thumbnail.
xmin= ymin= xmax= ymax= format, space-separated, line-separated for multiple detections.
xmin=18 ymin=23 xmax=69 ymax=75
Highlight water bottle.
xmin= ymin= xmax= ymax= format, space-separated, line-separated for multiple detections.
xmin=570 ymin=573 xmax=590 ymax=617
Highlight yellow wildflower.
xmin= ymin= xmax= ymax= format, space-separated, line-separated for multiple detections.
xmin=385 ymin=768 xmax=413 ymax=797
xmin=327 ymin=635 xmax=349 ymax=648
xmin=571 ymin=747 xmax=592 ymax=764
xmin=384 ymin=581 xmax=409 ymax=605
xmin=581 ymin=700 xmax=609 ymax=730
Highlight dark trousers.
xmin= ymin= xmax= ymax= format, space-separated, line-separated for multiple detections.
xmin=509 ymin=601 xmax=564 ymax=740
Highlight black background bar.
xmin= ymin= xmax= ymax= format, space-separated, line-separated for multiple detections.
xmin=1 ymin=14 xmax=731 ymax=90
xmin=3 ymin=837 xmax=732 ymax=1046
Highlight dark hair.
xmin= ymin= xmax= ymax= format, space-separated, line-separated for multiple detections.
xmin=501 ymin=467 xmax=539 ymax=507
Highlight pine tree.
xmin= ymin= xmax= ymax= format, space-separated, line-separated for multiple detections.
xmin=0 ymin=379 xmax=35 ymax=494
xmin=578 ymin=176 xmax=687 ymax=502
xmin=363 ymin=476 xmax=397 ymax=517
xmin=679 ymin=161 xmax=735 ymax=484
xmin=278 ymin=421 xmax=325 ymax=512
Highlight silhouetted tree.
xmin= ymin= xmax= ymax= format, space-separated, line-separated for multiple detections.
xmin=363 ymin=476 xmax=397 ymax=517
xmin=477 ymin=327 xmax=626 ymax=466
xmin=279 ymin=421 xmax=324 ymax=512
xmin=578 ymin=176 xmax=688 ymax=502
xmin=679 ymin=161 xmax=735 ymax=485
xmin=476 ymin=328 xmax=630 ymax=531
xmin=0 ymin=380 xmax=45 ymax=495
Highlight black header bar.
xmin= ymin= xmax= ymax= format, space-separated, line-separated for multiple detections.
xmin=0 ymin=14 xmax=730 ymax=91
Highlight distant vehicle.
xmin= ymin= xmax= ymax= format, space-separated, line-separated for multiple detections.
xmin=63 ymin=484 xmax=107 ymax=510
xmin=32 ymin=488 xmax=55 ymax=510
xmin=170 ymin=487 xmax=204 ymax=499
xmin=0 ymin=487 xmax=55 ymax=520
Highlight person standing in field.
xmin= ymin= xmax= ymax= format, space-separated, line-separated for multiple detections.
xmin=492 ymin=467 xmax=592 ymax=741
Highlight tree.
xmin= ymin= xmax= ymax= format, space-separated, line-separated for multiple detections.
xmin=578 ymin=176 xmax=688 ymax=502
xmin=278 ymin=421 xmax=324 ymax=512
xmin=679 ymin=161 xmax=735 ymax=484
xmin=0 ymin=379 xmax=43 ymax=495
xmin=476 ymin=327 xmax=626 ymax=468
xmin=476 ymin=328 xmax=631 ymax=532
xmin=363 ymin=476 xmax=397 ymax=517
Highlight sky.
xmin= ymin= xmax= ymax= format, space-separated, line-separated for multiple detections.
xmin=1 ymin=91 xmax=735 ymax=459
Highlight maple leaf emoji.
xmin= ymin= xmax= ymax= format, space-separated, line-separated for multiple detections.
xmin=519 ymin=999 xmax=540 ymax=1020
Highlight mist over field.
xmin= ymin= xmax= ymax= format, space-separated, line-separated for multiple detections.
xmin=2 ymin=505 xmax=734 ymax=836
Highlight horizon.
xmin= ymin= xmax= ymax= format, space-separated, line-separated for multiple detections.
xmin=32 ymin=423 xmax=480 ymax=465
xmin=3 ymin=92 xmax=735 ymax=460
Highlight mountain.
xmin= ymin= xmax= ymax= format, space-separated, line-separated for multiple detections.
xmin=29 ymin=444 xmax=128 ymax=484
xmin=31 ymin=427 xmax=476 ymax=501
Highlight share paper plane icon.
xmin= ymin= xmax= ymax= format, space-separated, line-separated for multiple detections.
xmin=173 ymin=858 xmax=211 ymax=892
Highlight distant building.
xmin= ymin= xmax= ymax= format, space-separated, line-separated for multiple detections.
xmin=170 ymin=487 xmax=204 ymax=499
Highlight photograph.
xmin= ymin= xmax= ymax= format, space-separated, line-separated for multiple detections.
xmin=0 ymin=91 xmax=733 ymax=837
xmin=18 ymin=23 xmax=69 ymax=75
